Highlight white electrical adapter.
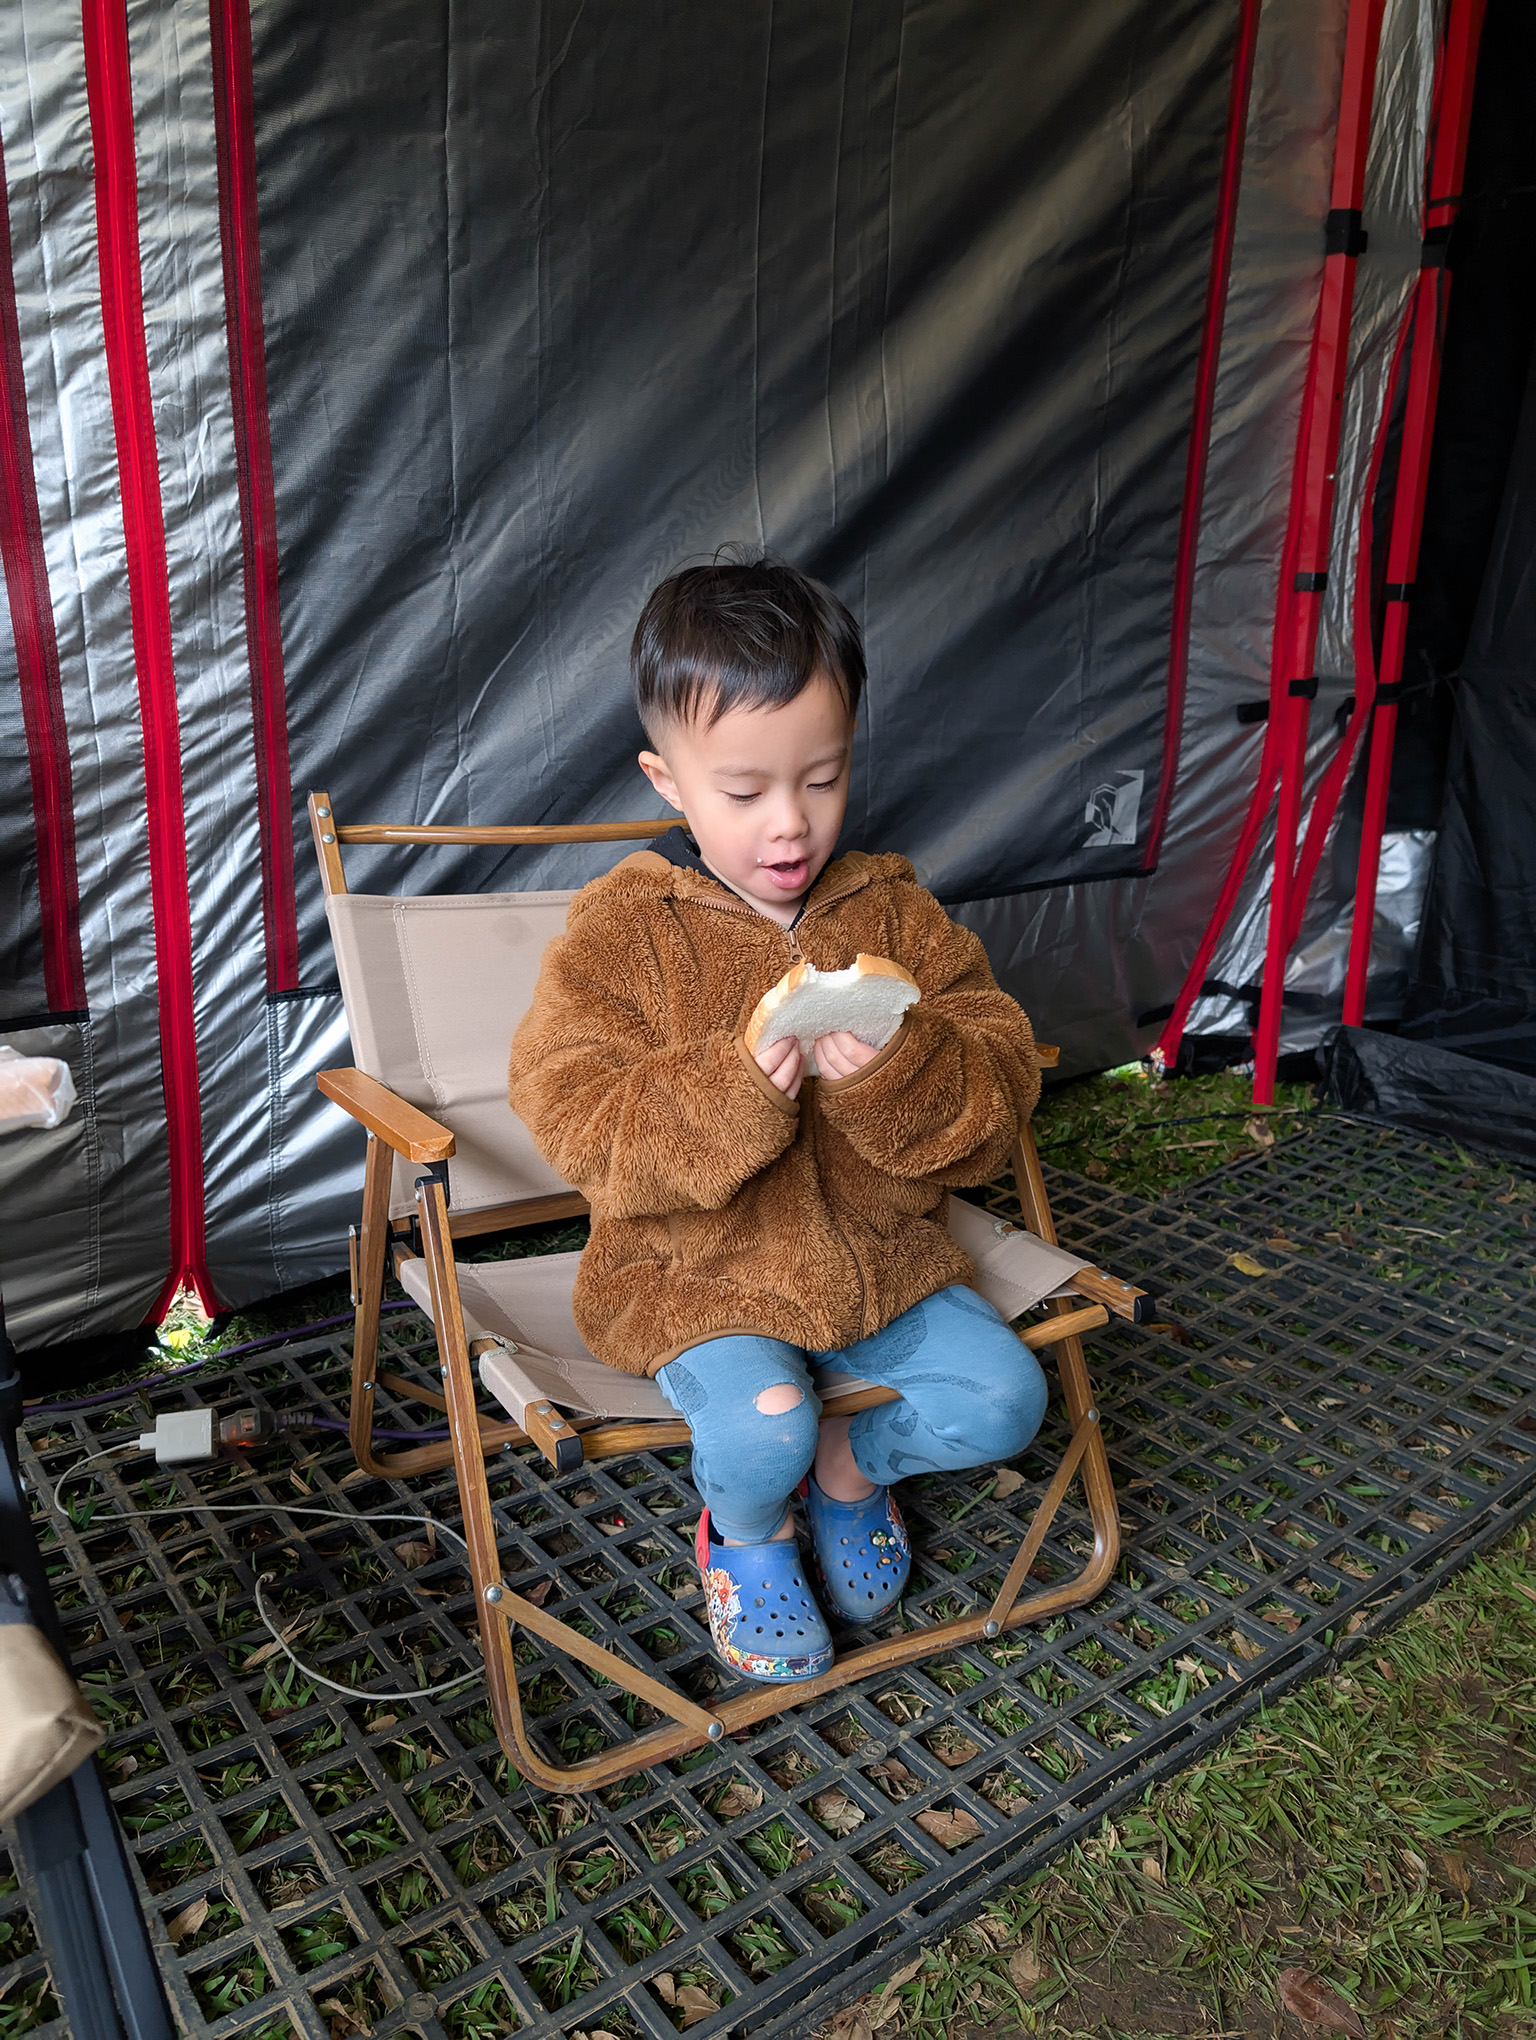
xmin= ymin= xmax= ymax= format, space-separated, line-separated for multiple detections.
xmin=137 ymin=1408 xmax=217 ymax=1465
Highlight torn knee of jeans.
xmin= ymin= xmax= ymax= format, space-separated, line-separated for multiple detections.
xmin=753 ymin=1383 xmax=804 ymax=1417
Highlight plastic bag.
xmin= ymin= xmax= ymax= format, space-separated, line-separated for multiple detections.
xmin=0 ymin=1047 xmax=77 ymax=1133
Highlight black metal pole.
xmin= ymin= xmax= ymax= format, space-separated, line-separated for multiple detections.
xmin=0 ymin=1315 xmax=173 ymax=2040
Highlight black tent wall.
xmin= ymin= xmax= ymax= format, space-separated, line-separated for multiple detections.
xmin=0 ymin=0 xmax=1442 ymax=1339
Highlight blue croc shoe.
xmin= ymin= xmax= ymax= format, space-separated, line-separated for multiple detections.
xmin=802 ymin=1477 xmax=911 ymax=1624
xmin=694 ymin=1511 xmax=834 ymax=1684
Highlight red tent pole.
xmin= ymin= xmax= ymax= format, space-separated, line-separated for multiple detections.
xmin=1342 ymin=0 xmax=1488 ymax=1026
xmin=1281 ymin=296 xmax=1413 ymax=954
xmin=1250 ymin=0 xmax=1386 ymax=1104
xmin=1154 ymin=0 xmax=1382 ymax=1077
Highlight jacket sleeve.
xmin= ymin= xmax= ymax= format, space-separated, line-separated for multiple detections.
xmin=815 ymin=883 xmax=1039 ymax=1184
xmin=507 ymin=917 xmax=800 ymax=1219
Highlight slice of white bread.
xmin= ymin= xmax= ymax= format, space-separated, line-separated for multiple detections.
xmin=744 ymin=955 xmax=920 ymax=1077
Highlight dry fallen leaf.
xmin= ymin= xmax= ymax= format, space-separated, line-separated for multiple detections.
xmin=1230 ymin=1250 xmax=1268 ymax=1277
xmin=1007 ymin=1947 xmax=1043 ymax=1991
xmin=337 ymin=1467 xmax=370 ymax=1488
xmin=810 ymin=1787 xmax=864 ymax=1836
xmin=1405 ymin=1509 xmax=1442 ymax=1534
xmin=394 ymin=1539 xmax=434 ymax=1571
xmin=676 ymin=1984 xmax=718 ymax=2027
xmin=914 ymin=1805 xmax=983 ymax=1849
xmin=1278 ymin=1414 xmax=1303 ymax=1433
xmin=1229 ymin=1632 xmax=1265 ymax=1661
xmin=320 ymin=1998 xmax=369 ymax=2038
xmin=1245 ymin=1117 xmax=1277 ymax=1148
xmin=1266 ymin=1234 xmax=1297 ymax=1250
xmin=868 ymin=1757 xmax=920 ymax=1801
xmin=241 ymin=1614 xmax=313 ymax=1670
xmin=366 ymin=1713 xmax=399 ymax=1734
xmin=1141 ymin=1854 xmax=1164 ymax=1884
xmin=164 ymin=1896 xmax=208 ymax=1945
xmin=828 ymin=2011 xmax=875 ymax=2040
xmin=1276 ymin=1965 xmax=1366 ymax=2036
xmin=992 ymin=1467 xmax=1025 ymax=1499
xmin=1437 ymin=1849 xmax=1472 ymax=1893
xmin=654 ymin=1974 xmax=676 ymax=2005
xmin=713 ymin=1777 xmax=764 ymax=1820
xmin=1511 ymin=1581 xmax=1536 ymax=1605
xmin=520 ymin=1576 xmax=557 ymax=1607
xmin=110 ymin=1753 xmax=138 ymax=1781
xmin=928 ymin=1732 xmax=983 ymax=1769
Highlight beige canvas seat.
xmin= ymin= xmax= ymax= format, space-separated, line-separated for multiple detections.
xmin=308 ymin=789 xmax=1145 ymax=1789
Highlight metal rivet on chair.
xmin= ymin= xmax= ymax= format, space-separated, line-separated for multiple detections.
xmin=360 ymin=1381 xmax=373 ymax=1393
xmin=484 ymin=1583 xmax=503 ymax=1603
xmin=321 ymin=832 xmax=335 ymax=843
xmin=316 ymin=806 xmax=329 ymax=817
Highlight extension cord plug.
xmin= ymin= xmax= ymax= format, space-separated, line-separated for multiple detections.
xmin=138 ymin=1408 xmax=217 ymax=1464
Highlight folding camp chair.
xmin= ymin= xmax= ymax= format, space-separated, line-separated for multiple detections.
xmin=307 ymin=790 xmax=1147 ymax=1791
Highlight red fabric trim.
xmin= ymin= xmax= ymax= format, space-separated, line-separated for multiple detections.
xmin=82 ymin=0 xmax=216 ymax=1313
xmin=209 ymin=0 xmax=298 ymax=992
xmin=0 ymin=134 xmax=86 ymax=1016
xmin=1144 ymin=0 xmax=1262 ymax=867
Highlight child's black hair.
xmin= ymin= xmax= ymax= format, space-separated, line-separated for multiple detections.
xmin=632 ymin=547 xmax=864 ymax=738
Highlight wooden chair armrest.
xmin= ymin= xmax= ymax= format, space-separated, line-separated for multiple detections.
xmin=1068 ymin=1265 xmax=1151 ymax=1323
xmin=318 ymin=1068 xmax=456 ymax=1163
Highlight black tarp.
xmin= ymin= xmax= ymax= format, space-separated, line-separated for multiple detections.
xmin=1323 ymin=1025 xmax=1536 ymax=1163
xmin=1400 ymin=336 xmax=1536 ymax=1077
xmin=251 ymin=0 xmax=1240 ymax=982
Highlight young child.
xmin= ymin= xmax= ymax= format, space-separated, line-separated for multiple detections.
xmin=508 ymin=555 xmax=1047 ymax=1684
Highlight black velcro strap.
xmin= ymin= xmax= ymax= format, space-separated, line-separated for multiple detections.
xmin=1294 ymin=571 xmax=1328 ymax=593
xmin=1421 ymin=223 xmax=1452 ymax=268
xmin=1385 ymin=581 xmax=1415 ymax=601
xmin=1236 ymin=701 xmax=1269 ymax=726
xmin=1325 ymin=207 xmax=1369 ymax=257
xmin=1374 ymin=681 xmax=1408 ymax=705
xmin=1288 ymin=676 xmax=1319 ymax=700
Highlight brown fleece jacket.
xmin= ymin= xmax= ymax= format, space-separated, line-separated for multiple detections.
xmin=506 ymin=848 xmax=1039 ymax=1376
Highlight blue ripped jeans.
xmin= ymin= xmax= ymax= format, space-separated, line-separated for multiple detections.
xmin=655 ymin=1285 xmax=1048 ymax=1544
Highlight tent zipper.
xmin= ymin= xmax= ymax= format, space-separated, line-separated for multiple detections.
xmin=678 ymin=882 xmax=869 ymax=1325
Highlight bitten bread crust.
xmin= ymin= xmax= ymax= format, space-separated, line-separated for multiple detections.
xmin=743 ymin=953 xmax=920 ymax=1054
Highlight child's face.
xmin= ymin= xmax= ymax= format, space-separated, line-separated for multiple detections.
xmin=638 ymin=674 xmax=853 ymax=923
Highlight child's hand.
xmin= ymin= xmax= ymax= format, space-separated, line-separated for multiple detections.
xmin=814 ymin=1031 xmax=882 ymax=1079
xmin=754 ymin=1035 xmax=804 ymax=1099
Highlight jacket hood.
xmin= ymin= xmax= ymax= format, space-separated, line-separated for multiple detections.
xmin=568 ymin=844 xmax=917 ymax=923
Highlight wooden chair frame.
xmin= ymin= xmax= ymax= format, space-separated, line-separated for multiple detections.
xmin=308 ymin=789 xmax=1134 ymax=1790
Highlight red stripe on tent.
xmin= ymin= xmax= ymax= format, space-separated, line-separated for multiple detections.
xmin=82 ymin=0 xmax=217 ymax=1314
xmin=209 ymin=0 xmax=298 ymax=993
xmin=0 ymin=133 xmax=87 ymax=1018
xmin=1144 ymin=0 xmax=1262 ymax=867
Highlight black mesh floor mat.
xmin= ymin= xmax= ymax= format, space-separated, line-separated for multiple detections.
xmin=3 ymin=1114 xmax=1533 ymax=2040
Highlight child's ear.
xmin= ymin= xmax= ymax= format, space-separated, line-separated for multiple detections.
xmin=638 ymin=749 xmax=684 ymax=812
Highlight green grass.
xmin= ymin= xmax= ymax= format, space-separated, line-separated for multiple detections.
xmin=1030 ymin=1065 xmax=1316 ymax=1199
xmin=824 ymin=1522 xmax=1536 ymax=2039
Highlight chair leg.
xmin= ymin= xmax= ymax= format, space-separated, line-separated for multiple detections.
xmin=348 ymin=1134 xmax=394 ymax=1477
xmin=366 ymin=1133 xmax=1125 ymax=1794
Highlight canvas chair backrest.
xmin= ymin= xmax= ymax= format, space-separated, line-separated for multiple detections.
xmin=327 ymin=890 xmax=578 ymax=1217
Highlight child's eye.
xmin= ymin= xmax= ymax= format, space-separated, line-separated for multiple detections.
xmin=808 ymin=778 xmax=840 ymax=791
xmin=724 ymin=791 xmax=760 ymax=805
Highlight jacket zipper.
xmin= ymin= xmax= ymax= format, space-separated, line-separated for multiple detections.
xmin=679 ymin=883 xmax=870 ymax=1329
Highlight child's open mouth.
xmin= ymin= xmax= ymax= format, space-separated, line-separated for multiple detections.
xmin=762 ymin=856 xmax=810 ymax=891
